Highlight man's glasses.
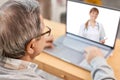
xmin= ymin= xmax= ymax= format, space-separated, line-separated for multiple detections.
xmin=35 ymin=26 xmax=51 ymax=40
xmin=41 ymin=26 xmax=51 ymax=36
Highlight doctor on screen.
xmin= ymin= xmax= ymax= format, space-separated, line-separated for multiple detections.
xmin=79 ymin=7 xmax=106 ymax=44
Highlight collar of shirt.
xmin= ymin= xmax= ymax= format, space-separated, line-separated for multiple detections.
xmin=0 ymin=56 xmax=38 ymax=71
xmin=88 ymin=21 xmax=99 ymax=27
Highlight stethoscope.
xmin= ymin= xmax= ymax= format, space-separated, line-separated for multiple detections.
xmin=84 ymin=22 xmax=100 ymax=31
xmin=83 ymin=22 xmax=100 ymax=37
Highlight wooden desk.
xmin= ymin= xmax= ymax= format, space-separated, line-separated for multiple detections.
xmin=34 ymin=19 xmax=120 ymax=80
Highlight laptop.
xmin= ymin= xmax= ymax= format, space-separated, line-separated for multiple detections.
xmin=44 ymin=0 xmax=120 ymax=71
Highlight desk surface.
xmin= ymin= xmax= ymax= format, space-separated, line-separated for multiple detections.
xmin=34 ymin=19 xmax=120 ymax=80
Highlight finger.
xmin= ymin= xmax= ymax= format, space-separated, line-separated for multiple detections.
xmin=84 ymin=46 xmax=93 ymax=53
xmin=45 ymin=35 xmax=54 ymax=42
xmin=45 ymin=42 xmax=54 ymax=48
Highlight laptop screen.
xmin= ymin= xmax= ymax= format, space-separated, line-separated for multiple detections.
xmin=67 ymin=0 xmax=120 ymax=48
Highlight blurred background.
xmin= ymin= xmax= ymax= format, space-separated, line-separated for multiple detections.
xmin=36 ymin=0 xmax=120 ymax=38
xmin=0 ymin=0 xmax=120 ymax=38
xmin=37 ymin=0 xmax=120 ymax=24
xmin=37 ymin=0 xmax=120 ymax=38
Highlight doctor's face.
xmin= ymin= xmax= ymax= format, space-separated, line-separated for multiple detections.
xmin=89 ymin=11 xmax=98 ymax=20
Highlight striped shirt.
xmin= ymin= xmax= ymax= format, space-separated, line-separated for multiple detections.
xmin=0 ymin=56 xmax=61 ymax=80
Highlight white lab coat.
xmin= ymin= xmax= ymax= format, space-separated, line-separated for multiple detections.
xmin=79 ymin=22 xmax=105 ymax=42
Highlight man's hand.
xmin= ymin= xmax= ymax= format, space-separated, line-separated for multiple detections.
xmin=85 ymin=46 xmax=104 ymax=64
xmin=44 ymin=35 xmax=54 ymax=48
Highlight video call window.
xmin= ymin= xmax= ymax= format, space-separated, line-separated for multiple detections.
xmin=67 ymin=1 xmax=120 ymax=47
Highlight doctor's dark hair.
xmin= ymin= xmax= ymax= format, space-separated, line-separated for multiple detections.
xmin=85 ymin=7 xmax=99 ymax=29
xmin=0 ymin=0 xmax=41 ymax=59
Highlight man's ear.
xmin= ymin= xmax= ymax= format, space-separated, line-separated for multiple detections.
xmin=26 ymin=39 xmax=36 ymax=54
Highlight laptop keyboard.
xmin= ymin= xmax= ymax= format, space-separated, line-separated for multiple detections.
xmin=55 ymin=44 xmax=85 ymax=54
xmin=44 ymin=44 xmax=86 ymax=64
xmin=44 ymin=35 xmax=111 ymax=71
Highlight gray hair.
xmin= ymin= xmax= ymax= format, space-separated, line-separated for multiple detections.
xmin=0 ymin=0 xmax=41 ymax=59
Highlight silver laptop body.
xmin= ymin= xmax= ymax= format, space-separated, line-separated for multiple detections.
xmin=44 ymin=0 xmax=120 ymax=71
